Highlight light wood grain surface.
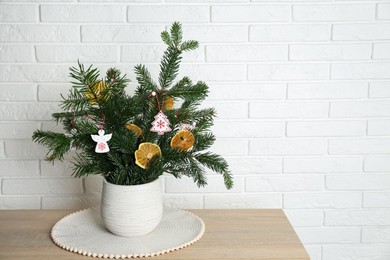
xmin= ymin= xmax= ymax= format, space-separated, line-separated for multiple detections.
xmin=0 ymin=209 xmax=309 ymax=260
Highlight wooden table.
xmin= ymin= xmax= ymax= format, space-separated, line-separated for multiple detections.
xmin=0 ymin=209 xmax=309 ymax=260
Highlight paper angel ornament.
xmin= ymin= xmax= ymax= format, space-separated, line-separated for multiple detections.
xmin=91 ymin=129 xmax=112 ymax=153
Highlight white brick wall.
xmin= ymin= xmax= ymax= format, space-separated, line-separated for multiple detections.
xmin=1 ymin=1 xmax=390 ymax=260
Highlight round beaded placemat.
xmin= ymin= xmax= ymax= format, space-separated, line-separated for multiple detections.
xmin=51 ymin=207 xmax=205 ymax=258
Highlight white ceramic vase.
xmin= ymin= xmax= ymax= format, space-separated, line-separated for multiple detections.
xmin=100 ymin=178 xmax=163 ymax=237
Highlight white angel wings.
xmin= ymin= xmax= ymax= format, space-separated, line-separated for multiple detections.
xmin=91 ymin=129 xmax=112 ymax=153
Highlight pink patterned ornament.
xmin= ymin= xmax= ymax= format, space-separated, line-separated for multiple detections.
xmin=151 ymin=110 xmax=172 ymax=135
xmin=179 ymin=123 xmax=196 ymax=131
xmin=91 ymin=129 xmax=112 ymax=153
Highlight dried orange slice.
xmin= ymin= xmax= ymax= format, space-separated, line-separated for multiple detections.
xmin=164 ymin=96 xmax=174 ymax=110
xmin=85 ymin=81 xmax=107 ymax=104
xmin=125 ymin=124 xmax=143 ymax=137
xmin=170 ymin=130 xmax=195 ymax=151
xmin=135 ymin=142 xmax=162 ymax=169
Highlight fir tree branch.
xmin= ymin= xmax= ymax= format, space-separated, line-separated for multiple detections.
xmin=170 ymin=22 xmax=183 ymax=47
xmin=191 ymin=108 xmax=216 ymax=126
xmin=187 ymin=157 xmax=208 ymax=187
xmin=159 ymin=47 xmax=182 ymax=89
xmin=158 ymin=22 xmax=198 ymax=89
xmin=105 ymin=68 xmax=130 ymax=94
xmin=134 ymin=64 xmax=158 ymax=91
xmin=167 ymin=79 xmax=208 ymax=102
xmin=164 ymin=155 xmax=207 ymax=187
xmin=161 ymin=31 xmax=173 ymax=47
xmin=109 ymin=129 xmax=138 ymax=155
xmin=69 ymin=61 xmax=100 ymax=88
xmin=61 ymin=85 xmax=90 ymax=112
xmin=72 ymin=153 xmax=104 ymax=178
xmin=193 ymin=132 xmax=215 ymax=151
xmin=32 ymin=130 xmax=71 ymax=161
xmin=180 ymin=40 xmax=199 ymax=52
xmin=106 ymin=153 xmax=128 ymax=173
xmin=195 ymin=152 xmax=233 ymax=189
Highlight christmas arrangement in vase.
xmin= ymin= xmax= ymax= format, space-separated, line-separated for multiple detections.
xmin=32 ymin=22 xmax=233 ymax=237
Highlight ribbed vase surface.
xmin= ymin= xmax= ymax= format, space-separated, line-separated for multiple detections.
xmin=101 ymin=178 xmax=163 ymax=237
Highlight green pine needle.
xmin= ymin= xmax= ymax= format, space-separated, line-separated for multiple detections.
xmin=161 ymin=31 xmax=172 ymax=46
xmin=181 ymin=40 xmax=199 ymax=52
xmin=170 ymin=22 xmax=183 ymax=46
